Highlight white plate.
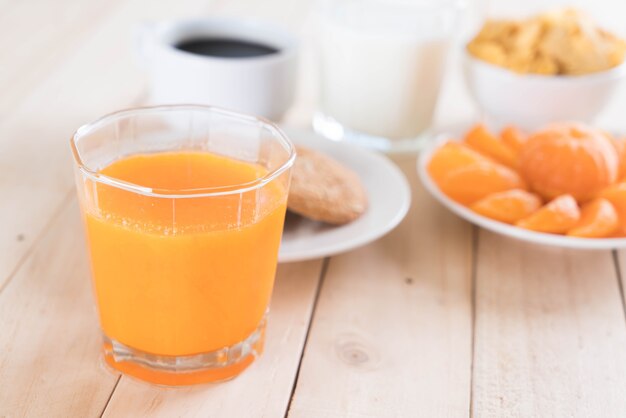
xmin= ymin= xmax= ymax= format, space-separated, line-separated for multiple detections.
xmin=278 ymin=128 xmax=411 ymax=262
xmin=417 ymin=132 xmax=626 ymax=250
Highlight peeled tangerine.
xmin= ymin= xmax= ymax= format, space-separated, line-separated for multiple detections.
xmin=516 ymin=194 xmax=580 ymax=234
xmin=611 ymin=136 xmax=626 ymax=180
xmin=471 ymin=189 xmax=542 ymax=224
xmin=464 ymin=124 xmax=518 ymax=168
xmin=567 ymin=198 xmax=618 ymax=238
xmin=519 ymin=123 xmax=618 ymax=202
xmin=437 ymin=161 xmax=526 ymax=206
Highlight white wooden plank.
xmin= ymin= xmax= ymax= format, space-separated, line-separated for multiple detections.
xmin=0 ymin=0 xmax=211 ymax=288
xmin=0 ymin=0 xmax=128 ymax=115
xmin=288 ymin=155 xmax=474 ymax=417
xmin=473 ymin=233 xmax=626 ymax=417
xmin=0 ymin=200 xmax=120 ymax=417
xmin=101 ymin=260 xmax=324 ymax=417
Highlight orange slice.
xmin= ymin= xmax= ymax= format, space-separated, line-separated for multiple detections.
xmin=438 ymin=161 xmax=527 ymax=206
xmin=516 ymin=194 xmax=580 ymax=234
xmin=567 ymin=198 xmax=618 ymax=238
xmin=464 ymin=124 xmax=517 ymax=168
xmin=427 ymin=141 xmax=490 ymax=183
xmin=471 ymin=189 xmax=542 ymax=224
xmin=500 ymin=125 xmax=526 ymax=155
xmin=599 ymin=183 xmax=626 ymax=234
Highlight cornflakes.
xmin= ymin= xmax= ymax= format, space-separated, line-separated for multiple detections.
xmin=467 ymin=8 xmax=626 ymax=75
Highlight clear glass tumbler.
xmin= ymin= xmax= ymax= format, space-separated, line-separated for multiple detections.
xmin=71 ymin=105 xmax=294 ymax=386
xmin=313 ymin=0 xmax=464 ymax=152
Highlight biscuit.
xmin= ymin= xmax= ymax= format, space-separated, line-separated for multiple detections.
xmin=288 ymin=146 xmax=368 ymax=225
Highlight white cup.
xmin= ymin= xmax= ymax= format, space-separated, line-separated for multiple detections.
xmin=136 ymin=18 xmax=298 ymax=121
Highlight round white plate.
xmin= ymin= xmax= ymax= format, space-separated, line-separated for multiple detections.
xmin=278 ymin=128 xmax=411 ymax=263
xmin=417 ymin=133 xmax=626 ymax=250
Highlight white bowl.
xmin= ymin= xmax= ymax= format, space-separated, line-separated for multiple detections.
xmin=463 ymin=50 xmax=626 ymax=130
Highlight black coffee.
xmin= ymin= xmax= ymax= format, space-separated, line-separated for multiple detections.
xmin=175 ymin=38 xmax=279 ymax=58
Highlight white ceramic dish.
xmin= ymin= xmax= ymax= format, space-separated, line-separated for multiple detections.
xmin=278 ymin=128 xmax=411 ymax=262
xmin=464 ymin=50 xmax=626 ymax=131
xmin=417 ymin=131 xmax=626 ymax=250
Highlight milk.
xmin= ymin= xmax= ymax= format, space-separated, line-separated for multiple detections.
xmin=317 ymin=0 xmax=459 ymax=142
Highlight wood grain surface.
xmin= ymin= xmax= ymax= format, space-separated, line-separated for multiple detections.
xmin=1 ymin=0 xmax=626 ymax=417
xmin=287 ymin=156 xmax=473 ymax=418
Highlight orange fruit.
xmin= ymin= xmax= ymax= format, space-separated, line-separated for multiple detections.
xmin=567 ymin=198 xmax=618 ymax=238
xmin=611 ymin=137 xmax=626 ymax=180
xmin=464 ymin=124 xmax=517 ymax=168
xmin=427 ymin=141 xmax=490 ymax=183
xmin=519 ymin=122 xmax=619 ymax=202
xmin=471 ymin=189 xmax=542 ymax=224
xmin=516 ymin=194 xmax=580 ymax=234
xmin=599 ymin=182 xmax=626 ymax=234
xmin=437 ymin=161 xmax=527 ymax=206
xmin=500 ymin=125 xmax=526 ymax=155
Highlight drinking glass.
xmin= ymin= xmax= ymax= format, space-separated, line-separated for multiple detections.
xmin=313 ymin=0 xmax=464 ymax=152
xmin=71 ymin=105 xmax=294 ymax=386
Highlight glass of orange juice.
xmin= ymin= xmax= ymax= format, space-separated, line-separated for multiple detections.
xmin=70 ymin=105 xmax=294 ymax=386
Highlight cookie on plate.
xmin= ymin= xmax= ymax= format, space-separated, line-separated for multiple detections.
xmin=288 ymin=146 xmax=368 ymax=225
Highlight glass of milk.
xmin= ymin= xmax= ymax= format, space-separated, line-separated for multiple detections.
xmin=314 ymin=0 xmax=464 ymax=152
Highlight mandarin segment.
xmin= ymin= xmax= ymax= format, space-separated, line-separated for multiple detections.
xmin=500 ymin=125 xmax=526 ymax=155
xmin=427 ymin=141 xmax=490 ymax=183
xmin=464 ymin=124 xmax=518 ymax=168
xmin=567 ymin=198 xmax=618 ymax=238
xmin=519 ymin=122 xmax=619 ymax=202
xmin=471 ymin=189 xmax=542 ymax=224
xmin=516 ymin=194 xmax=580 ymax=233
xmin=599 ymin=182 xmax=626 ymax=234
xmin=438 ymin=161 xmax=527 ymax=205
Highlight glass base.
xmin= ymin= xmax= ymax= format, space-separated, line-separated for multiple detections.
xmin=312 ymin=112 xmax=429 ymax=154
xmin=102 ymin=317 xmax=266 ymax=386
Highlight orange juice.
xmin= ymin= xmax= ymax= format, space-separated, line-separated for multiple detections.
xmin=82 ymin=151 xmax=287 ymax=382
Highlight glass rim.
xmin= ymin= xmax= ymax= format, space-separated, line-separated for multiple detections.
xmin=70 ymin=104 xmax=296 ymax=199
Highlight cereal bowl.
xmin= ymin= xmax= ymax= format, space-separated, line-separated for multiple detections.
xmin=464 ymin=50 xmax=626 ymax=130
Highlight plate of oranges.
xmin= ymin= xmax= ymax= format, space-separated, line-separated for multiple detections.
xmin=417 ymin=122 xmax=626 ymax=249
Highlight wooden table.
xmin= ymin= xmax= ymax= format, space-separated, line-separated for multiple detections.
xmin=2 ymin=1 xmax=626 ymax=417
